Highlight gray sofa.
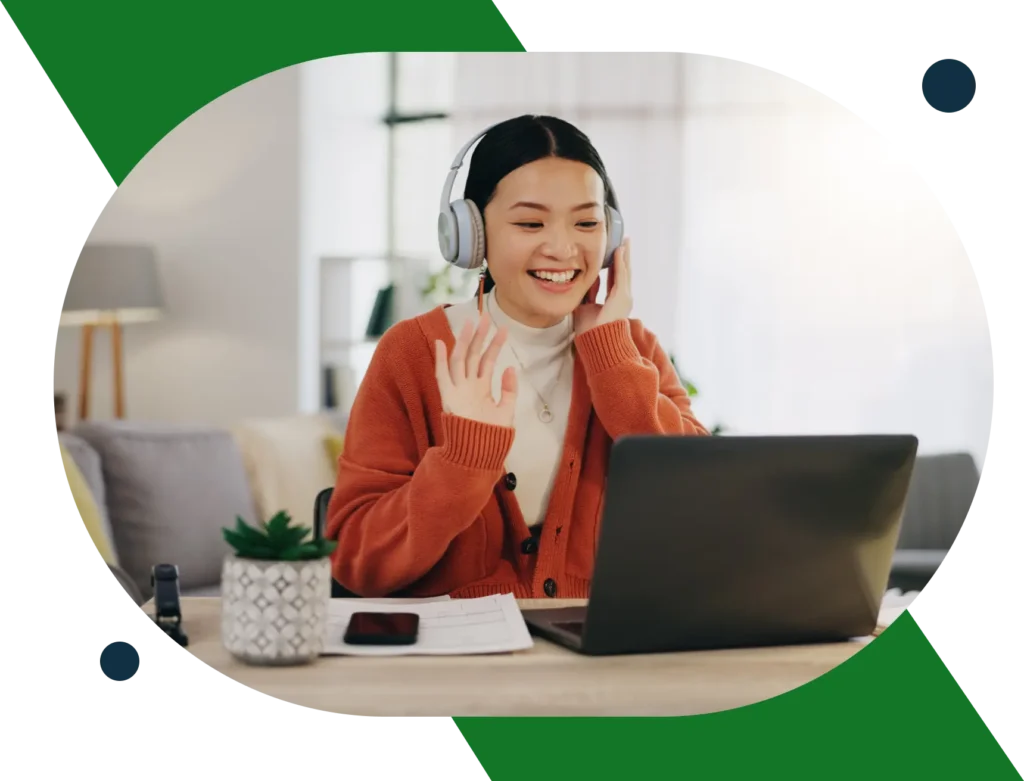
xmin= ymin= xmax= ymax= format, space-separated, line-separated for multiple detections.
xmin=62 ymin=416 xmax=977 ymax=604
xmin=60 ymin=412 xmax=347 ymax=604
xmin=889 ymin=452 xmax=980 ymax=591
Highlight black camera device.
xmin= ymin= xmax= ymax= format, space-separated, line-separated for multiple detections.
xmin=151 ymin=563 xmax=188 ymax=647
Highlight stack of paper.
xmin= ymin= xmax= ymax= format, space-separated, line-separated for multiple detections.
xmin=323 ymin=593 xmax=535 ymax=656
xmin=877 ymin=588 xmax=920 ymax=630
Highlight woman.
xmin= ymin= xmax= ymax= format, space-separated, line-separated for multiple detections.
xmin=325 ymin=114 xmax=708 ymax=599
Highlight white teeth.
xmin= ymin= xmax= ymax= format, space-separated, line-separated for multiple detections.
xmin=533 ymin=270 xmax=576 ymax=283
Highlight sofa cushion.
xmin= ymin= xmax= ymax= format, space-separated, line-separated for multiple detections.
xmin=73 ymin=421 xmax=256 ymax=601
xmin=60 ymin=441 xmax=118 ymax=565
xmin=59 ymin=432 xmax=114 ymax=557
xmin=325 ymin=433 xmax=345 ymax=466
xmin=230 ymin=413 xmax=342 ymax=532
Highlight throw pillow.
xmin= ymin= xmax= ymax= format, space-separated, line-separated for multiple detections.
xmin=324 ymin=433 xmax=345 ymax=468
xmin=60 ymin=443 xmax=117 ymax=565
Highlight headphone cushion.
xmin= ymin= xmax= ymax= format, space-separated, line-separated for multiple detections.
xmin=466 ymin=199 xmax=485 ymax=269
xmin=449 ymin=198 xmax=485 ymax=270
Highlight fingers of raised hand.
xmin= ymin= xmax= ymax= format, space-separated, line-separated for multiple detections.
xmin=498 ymin=366 xmax=518 ymax=411
xmin=449 ymin=319 xmax=474 ymax=382
xmin=465 ymin=313 xmax=491 ymax=379
xmin=619 ymin=237 xmax=631 ymax=290
xmin=478 ymin=325 xmax=508 ymax=384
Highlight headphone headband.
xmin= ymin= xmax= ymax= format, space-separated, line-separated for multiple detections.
xmin=438 ymin=121 xmax=624 ymax=271
xmin=438 ymin=123 xmax=499 ymax=213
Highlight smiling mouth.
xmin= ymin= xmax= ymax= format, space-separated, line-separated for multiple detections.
xmin=527 ymin=269 xmax=582 ymax=285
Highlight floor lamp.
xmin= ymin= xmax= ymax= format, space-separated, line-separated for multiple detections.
xmin=60 ymin=244 xmax=163 ymax=421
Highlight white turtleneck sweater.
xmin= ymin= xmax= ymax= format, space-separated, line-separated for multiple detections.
xmin=444 ymin=289 xmax=575 ymax=527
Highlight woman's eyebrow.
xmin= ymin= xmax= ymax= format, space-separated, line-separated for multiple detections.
xmin=509 ymin=201 xmax=600 ymax=211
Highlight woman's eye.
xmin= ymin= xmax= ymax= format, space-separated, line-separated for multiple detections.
xmin=515 ymin=222 xmax=543 ymax=229
xmin=578 ymin=221 xmax=600 ymax=229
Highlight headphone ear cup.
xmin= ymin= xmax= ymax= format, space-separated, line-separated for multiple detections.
xmin=438 ymin=208 xmax=459 ymax=263
xmin=450 ymin=199 xmax=485 ymax=270
xmin=604 ymin=205 xmax=625 ymax=268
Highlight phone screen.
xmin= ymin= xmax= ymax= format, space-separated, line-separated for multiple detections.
xmin=344 ymin=612 xmax=420 ymax=645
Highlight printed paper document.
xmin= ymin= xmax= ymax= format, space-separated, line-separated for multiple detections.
xmin=323 ymin=593 xmax=534 ymax=656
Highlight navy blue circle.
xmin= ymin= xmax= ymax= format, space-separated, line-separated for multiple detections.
xmin=922 ymin=59 xmax=975 ymax=112
xmin=100 ymin=642 xmax=140 ymax=681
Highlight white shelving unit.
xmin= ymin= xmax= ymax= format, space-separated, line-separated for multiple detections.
xmin=318 ymin=253 xmax=445 ymax=412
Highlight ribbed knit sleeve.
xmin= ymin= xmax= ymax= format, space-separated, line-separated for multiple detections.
xmin=574 ymin=318 xmax=709 ymax=439
xmin=324 ymin=326 xmax=515 ymax=597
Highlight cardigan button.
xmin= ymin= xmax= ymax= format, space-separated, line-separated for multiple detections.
xmin=521 ymin=537 xmax=538 ymax=555
xmin=543 ymin=578 xmax=558 ymax=598
xmin=504 ymin=472 xmax=517 ymax=491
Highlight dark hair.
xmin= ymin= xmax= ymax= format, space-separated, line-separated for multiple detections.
xmin=462 ymin=115 xmax=617 ymax=293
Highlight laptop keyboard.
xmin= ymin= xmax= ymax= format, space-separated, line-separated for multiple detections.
xmin=553 ymin=621 xmax=584 ymax=637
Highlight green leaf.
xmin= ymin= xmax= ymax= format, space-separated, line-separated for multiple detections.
xmin=311 ymin=539 xmax=338 ymax=558
xmin=264 ymin=511 xmax=293 ymax=543
xmin=225 ymin=511 xmax=324 ymax=559
xmin=268 ymin=509 xmax=290 ymax=526
xmin=277 ymin=525 xmax=311 ymax=549
xmin=234 ymin=516 xmax=269 ymax=545
xmin=222 ymin=528 xmax=246 ymax=552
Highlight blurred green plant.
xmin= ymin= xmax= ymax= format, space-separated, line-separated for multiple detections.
xmin=421 ymin=264 xmax=473 ymax=303
xmin=669 ymin=354 xmax=726 ymax=436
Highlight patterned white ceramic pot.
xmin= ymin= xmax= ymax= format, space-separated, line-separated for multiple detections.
xmin=220 ymin=555 xmax=331 ymax=665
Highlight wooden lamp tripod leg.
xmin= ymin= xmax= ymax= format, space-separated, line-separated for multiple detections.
xmin=77 ymin=324 xmax=94 ymax=422
xmin=111 ymin=321 xmax=125 ymax=419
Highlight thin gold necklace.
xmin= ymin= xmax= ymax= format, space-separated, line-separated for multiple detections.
xmin=486 ymin=292 xmax=570 ymax=424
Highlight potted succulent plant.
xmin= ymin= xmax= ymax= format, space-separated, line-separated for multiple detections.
xmin=220 ymin=510 xmax=337 ymax=666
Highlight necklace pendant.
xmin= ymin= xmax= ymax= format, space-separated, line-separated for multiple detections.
xmin=539 ymin=406 xmax=554 ymax=423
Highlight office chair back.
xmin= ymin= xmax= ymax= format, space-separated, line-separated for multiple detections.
xmin=897 ymin=452 xmax=980 ymax=550
xmin=314 ymin=486 xmax=361 ymax=598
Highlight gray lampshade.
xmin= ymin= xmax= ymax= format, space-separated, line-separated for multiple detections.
xmin=61 ymin=243 xmax=164 ymax=326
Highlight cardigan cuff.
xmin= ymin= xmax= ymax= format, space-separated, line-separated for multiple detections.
xmin=573 ymin=319 xmax=643 ymax=375
xmin=437 ymin=413 xmax=515 ymax=471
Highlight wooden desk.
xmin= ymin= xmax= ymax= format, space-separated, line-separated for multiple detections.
xmin=162 ymin=597 xmax=870 ymax=717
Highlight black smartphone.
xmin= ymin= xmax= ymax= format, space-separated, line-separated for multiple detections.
xmin=344 ymin=612 xmax=420 ymax=645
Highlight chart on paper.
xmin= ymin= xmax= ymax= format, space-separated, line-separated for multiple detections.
xmin=322 ymin=593 xmax=535 ymax=656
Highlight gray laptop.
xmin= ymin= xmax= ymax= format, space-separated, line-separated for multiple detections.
xmin=522 ymin=434 xmax=918 ymax=655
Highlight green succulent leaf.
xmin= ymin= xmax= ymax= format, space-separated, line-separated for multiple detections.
xmin=222 ymin=528 xmax=246 ymax=550
xmin=234 ymin=516 xmax=269 ymax=544
xmin=277 ymin=525 xmax=311 ymax=549
xmin=265 ymin=511 xmax=291 ymax=540
xmin=223 ymin=510 xmax=329 ymax=559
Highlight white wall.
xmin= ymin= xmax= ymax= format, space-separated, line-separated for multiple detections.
xmin=298 ymin=54 xmax=390 ymax=413
xmin=54 ymin=65 xmax=301 ymax=426
xmin=372 ymin=52 xmax=993 ymax=465
xmin=674 ymin=55 xmax=992 ymax=465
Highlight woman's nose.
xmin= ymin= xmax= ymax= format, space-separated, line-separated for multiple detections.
xmin=542 ymin=226 xmax=576 ymax=259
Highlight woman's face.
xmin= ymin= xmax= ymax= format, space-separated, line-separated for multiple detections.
xmin=483 ymin=156 xmax=607 ymax=328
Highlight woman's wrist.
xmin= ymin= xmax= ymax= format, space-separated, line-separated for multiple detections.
xmin=437 ymin=413 xmax=515 ymax=471
xmin=573 ymin=318 xmax=642 ymax=375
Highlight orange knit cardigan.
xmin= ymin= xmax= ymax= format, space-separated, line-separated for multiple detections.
xmin=325 ymin=305 xmax=709 ymax=599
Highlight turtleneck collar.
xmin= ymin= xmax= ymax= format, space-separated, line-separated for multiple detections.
xmin=485 ymin=288 xmax=575 ymax=351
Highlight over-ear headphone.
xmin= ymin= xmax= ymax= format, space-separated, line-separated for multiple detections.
xmin=437 ymin=123 xmax=625 ymax=271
